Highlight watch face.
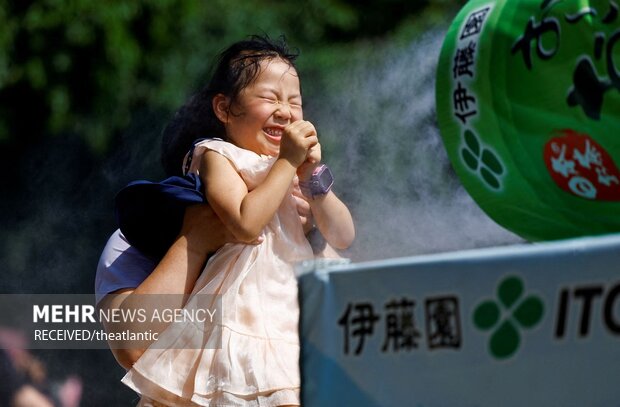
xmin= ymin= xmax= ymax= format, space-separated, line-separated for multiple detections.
xmin=317 ymin=166 xmax=334 ymax=191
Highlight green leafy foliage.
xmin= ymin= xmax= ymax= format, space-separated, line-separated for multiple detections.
xmin=0 ymin=0 xmax=463 ymax=152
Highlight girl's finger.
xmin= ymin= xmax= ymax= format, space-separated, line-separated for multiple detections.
xmin=292 ymin=193 xmax=311 ymax=216
xmin=307 ymin=145 xmax=321 ymax=163
xmin=305 ymin=136 xmax=319 ymax=147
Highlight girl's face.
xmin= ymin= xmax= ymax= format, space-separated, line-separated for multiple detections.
xmin=218 ymin=58 xmax=303 ymax=156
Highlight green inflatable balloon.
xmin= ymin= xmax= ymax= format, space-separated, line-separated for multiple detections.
xmin=436 ymin=0 xmax=620 ymax=241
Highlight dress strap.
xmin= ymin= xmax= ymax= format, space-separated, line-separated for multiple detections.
xmin=181 ymin=138 xmax=210 ymax=175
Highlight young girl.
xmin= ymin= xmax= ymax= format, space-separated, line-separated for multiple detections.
xmin=122 ymin=36 xmax=355 ymax=406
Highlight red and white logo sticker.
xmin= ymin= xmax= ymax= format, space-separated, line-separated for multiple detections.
xmin=544 ymin=129 xmax=620 ymax=201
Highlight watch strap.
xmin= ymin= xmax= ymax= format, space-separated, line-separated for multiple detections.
xmin=299 ymin=164 xmax=333 ymax=198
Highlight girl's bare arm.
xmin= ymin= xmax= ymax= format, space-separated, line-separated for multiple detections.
xmin=296 ymin=123 xmax=355 ymax=250
xmin=307 ymin=191 xmax=355 ymax=250
xmin=201 ymin=122 xmax=317 ymax=243
xmin=200 ymin=151 xmax=298 ymax=243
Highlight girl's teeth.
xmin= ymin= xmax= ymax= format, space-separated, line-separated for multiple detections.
xmin=266 ymin=129 xmax=282 ymax=137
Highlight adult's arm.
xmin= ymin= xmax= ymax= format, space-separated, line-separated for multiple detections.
xmin=99 ymin=192 xmax=312 ymax=369
xmin=98 ymin=204 xmax=233 ymax=370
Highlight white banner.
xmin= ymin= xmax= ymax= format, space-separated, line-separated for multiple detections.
xmin=299 ymin=233 xmax=620 ymax=406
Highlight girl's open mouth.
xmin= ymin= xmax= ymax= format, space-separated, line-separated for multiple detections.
xmin=264 ymin=128 xmax=283 ymax=142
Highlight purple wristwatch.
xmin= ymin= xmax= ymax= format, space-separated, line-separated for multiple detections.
xmin=299 ymin=164 xmax=334 ymax=199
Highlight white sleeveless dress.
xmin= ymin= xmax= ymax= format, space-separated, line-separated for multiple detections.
xmin=122 ymin=139 xmax=312 ymax=406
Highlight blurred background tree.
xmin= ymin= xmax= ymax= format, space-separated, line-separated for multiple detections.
xmin=0 ymin=1 xmax=471 ymax=405
xmin=0 ymin=0 xmax=462 ymax=154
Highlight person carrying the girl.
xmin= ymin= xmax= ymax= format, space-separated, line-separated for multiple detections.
xmin=121 ymin=35 xmax=355 ymax=406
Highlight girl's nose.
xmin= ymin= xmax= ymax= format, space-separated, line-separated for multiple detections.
xmin=274 ymin=102 xmax=292 ymax=121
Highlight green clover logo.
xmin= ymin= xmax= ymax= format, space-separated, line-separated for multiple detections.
xmin=473 ymin=276 xmax=544 ymax=359
xmin=461 ymin=129 xmax=505 ymax=190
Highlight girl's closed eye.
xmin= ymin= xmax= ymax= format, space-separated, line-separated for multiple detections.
xmin=273 ymin=98 xmax=302 ymax=109
xmin=288 ymin=101 xmax=302 ymax=109
xmin=260 ymin=95 xmax=279 ymax=104
xmin=257 ymin=93 xmax=301 ymax=108
xmin=287 ymin=97 xmax=302 ymax=108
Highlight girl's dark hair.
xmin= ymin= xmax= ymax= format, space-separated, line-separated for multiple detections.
xmin=161 ymin=34 xmax=299 ymax=176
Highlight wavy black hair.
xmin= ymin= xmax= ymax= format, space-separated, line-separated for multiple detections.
xmin=161 ymin=35 xmax=300 ymax=176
